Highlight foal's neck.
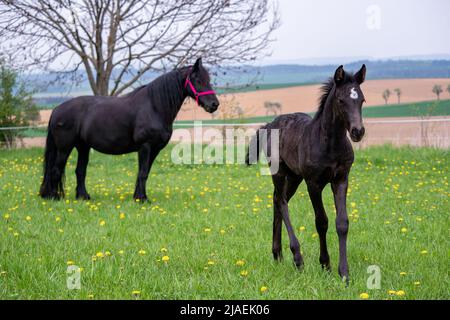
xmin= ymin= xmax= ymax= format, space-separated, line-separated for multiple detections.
xmin=315 ymin=87 xmax=347 ymax=148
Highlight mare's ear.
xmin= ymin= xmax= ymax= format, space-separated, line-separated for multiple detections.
xmin=334 ymin=65 xmax=345 ymax=86
xmin=193 ymin=57 xmax=203 ymax=72
xmin=354 ymin=64 xmax=366 ymax=84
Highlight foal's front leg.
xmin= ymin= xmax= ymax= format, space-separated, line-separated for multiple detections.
xmin=331 ymin=177 xmax=350 ymax=283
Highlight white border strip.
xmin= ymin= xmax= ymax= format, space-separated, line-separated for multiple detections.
xmin=1 ymin=118 xmax=449 ymax=131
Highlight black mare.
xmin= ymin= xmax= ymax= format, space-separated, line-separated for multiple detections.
xmin=247 ymin=65 xmax=367 ymax=283
xmin=40 ymin=58 xmax=219 ymax=201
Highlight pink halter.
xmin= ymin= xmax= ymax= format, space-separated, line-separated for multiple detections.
xmin=184 ymin=74 xmax=216 ymax=105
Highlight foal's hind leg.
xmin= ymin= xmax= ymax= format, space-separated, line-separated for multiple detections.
xmin=307 ymin=181 xmax=331 ymax=271
xmin=272 ymin=172 xmax=303 ymax=268
xmin=272 ymin=174 xmax=302 ymax=261
xmin=75 ymin=144 xmax=91 ymax=200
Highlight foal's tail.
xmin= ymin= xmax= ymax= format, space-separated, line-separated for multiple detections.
xmin=245 ymin=125 xmax=266 ymax=166
xmin=39 ymin=124 xmax=64 ymax=199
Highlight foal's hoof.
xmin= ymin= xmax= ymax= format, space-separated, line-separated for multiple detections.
xmin=340 ymin=274 xmax=350 ymax=287
xmin=272 ymin=251 xmax=283 ymax=262
xmin=294 ymin=256 xmax=304 ymax=270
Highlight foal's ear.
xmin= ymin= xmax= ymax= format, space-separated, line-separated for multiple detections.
xmin=334 ymin=65 xmax=345 ymax=86
xmin=193 ymin=57 xmax=203 ymax=72
xmin=354 ymin=64 xmax=366 ymax=84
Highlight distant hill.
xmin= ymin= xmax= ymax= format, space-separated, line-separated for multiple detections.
xmin=30 ymin=59 xmax=450 ymax=104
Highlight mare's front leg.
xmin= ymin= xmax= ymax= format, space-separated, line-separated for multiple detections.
xmin=133 ymin=143 xmax=163 ymax=202
xmin=134 ymin=144 xmax=151 ymax=201
xmin=331 ymin=176 xmax=350 ymax=284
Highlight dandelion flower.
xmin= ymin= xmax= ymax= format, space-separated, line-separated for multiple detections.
xmin=138 ymin=249 xmax=146 ymax=256
xmin=96 ymin=252 xmax=104 ymax=258
xmin=119 ymin=213 xmax=125 ymax=220
xmin=25 ymin=216 xmax=32 ymax=221
xmin=87 ymin=294 xmax=94 ymax=300
xmin=399 ymin=272 xmax=407 ymax=276
xmin=359 ymin=292 xmax=369 ymax=299
xmin=235 ymin=259 xmax=245 ymax=267
xmin=395 ymin=290 xmax=405 ymax=296
xmin=162 ymin=255 xmax=170 ymax=262
xmin=67 ymin=260 xmax=75 ymax=266
xmin=299 ymin=226 xmax=306 ymax=232
xmin=132 ymin=290 xmax=141 ymax=296
xmin=401 ymin=227 xmax=407 ymax=233
xmin=260 ymin=286 xmax=268 ymax=293
xmin=204 ymin=228 xmax=211 ymax=233
xmin=99 ymin=220 xmax=106 ymax=226
xmin=3 ymin=214 xmax=10 ymax=220
xmin=420 ymin=250 xmax=428 ymax=255
xmin=240 ymin=270 xmax=248 ymax=277
xmin=160 ymin=248 xmax=168 ymax=253
xmin=388 ymin=290 xmax=396 ymax=295
xmin=414 ymin=281 xmax=420 ymax=286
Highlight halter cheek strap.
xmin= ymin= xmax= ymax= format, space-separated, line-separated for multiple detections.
xmin=184 ymin=76 xmax=216 ymax=105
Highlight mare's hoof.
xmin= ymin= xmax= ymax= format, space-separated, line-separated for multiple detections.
xmin=76 ymin=193 xmax=91 ymax=200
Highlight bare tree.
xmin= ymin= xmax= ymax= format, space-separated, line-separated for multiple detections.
xmin=382 ymin=89 xmax=391 ymax=105
xmin=393 ymin=88 xmax=401 ymax=104
xmin=0 ymin=0 xmax=280 ymax=96
xmin=432 ymin=84 xmax=442 ymax=101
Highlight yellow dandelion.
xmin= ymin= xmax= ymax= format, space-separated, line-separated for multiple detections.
xmin=395 ymin=290 xmax=406 ymax=296
xmin=96 ymin=252 xmax=104 ymax=258
xmin=25 ymin=216 xmax=32 ymax=221
xmin=260 ymin=286 xmax=268 ymax=293
xmin=55 ymin=216 xmax=61 ymax=222
xmin=399 ymin=272 xmax=407 ymax=276
xmin=105 ymin=251 xmax=112 ymax=257
xmin=162 ymin=255 xmax=170 ymax=262
xmin=119 ymin=213 xmax=125 ymax=220
xmin=131 ymin=290 xmax=141 ymax=296
xmin=414 ymin=281 xmax=420 ymax=286
xmin=87 ymin=294 xmax=94 ymax=299
xmin=99 ymin=220 xmax=106 ymax=226
xmin=67 ymin=260 xmax=75 ymax=266
xmin=204 ymin=228 xmax=211 ymax=233
xmin=138 ymin=249 xmax=146 ymax=256
xmin=359 ymin=292 xmax=369 ymax=299
xmin=236 ymin=259 xmax=245 ymax=267
xmin=240 ymin=270 xmax=249 ymax=277
xmin=220 ymin=229 xmax=226 ymax=235
xmin=3 ymin=213 xmax=10 ymax=220
xmin=160 ymin=247 xmax=168 ymax=253
xmin=207 ymin=260 xmax=215 ymax=266
xmin=388 ymin=290 xmax=396 ymax=295
xmin=118 ymin=250 xmax=124 ymax=255
xmin=420 ymin=250 xmax=428 ymax=255
xmin=299 ymin=226 xmax=306 ymax=232
xmin=401 ymin=227 xmax=407 ymax=233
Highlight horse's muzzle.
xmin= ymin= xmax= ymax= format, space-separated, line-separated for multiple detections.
xmin=350 ymin=127 xmax=365 ymax=142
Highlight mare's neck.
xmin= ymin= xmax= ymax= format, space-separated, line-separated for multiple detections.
xmin=147 ymin=69 xmax=190 ymax=123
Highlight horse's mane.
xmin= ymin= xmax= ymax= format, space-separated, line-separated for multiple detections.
xmin=313 ymin=73 xmax=355 ymax=121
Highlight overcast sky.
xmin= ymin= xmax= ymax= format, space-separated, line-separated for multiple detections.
xmin=262 ymin=0 xmax=450 ymax=64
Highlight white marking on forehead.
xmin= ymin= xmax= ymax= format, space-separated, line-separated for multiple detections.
xmin=350 ymin=87 xmax=358 ymax=99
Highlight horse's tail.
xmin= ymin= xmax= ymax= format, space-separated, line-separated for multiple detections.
xmin=245 ymin=125 xmax=266 ymax=166
xmin=39 ymin=123 xmax=63 ymax=199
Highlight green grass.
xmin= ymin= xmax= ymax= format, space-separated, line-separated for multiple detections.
xmin=362 ymin=99 xmax=450 ymax=118
xmin=0 ymin=145 xmax=448 ymax=299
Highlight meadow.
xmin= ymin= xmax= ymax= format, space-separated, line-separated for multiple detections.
xmin=0 ymin=145 xmax=448 ymax=299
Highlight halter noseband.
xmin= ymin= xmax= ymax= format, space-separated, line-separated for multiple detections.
xmin=184 ymin=72 xmax=216 ymax=105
